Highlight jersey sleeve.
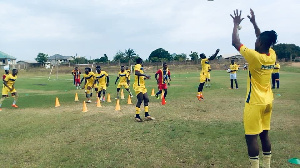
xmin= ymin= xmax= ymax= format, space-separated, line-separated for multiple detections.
xmin=239 ymin=44 xmax=259 ymax=65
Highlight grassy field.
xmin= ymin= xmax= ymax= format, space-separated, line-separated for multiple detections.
xmin=0 ymin=66 xmax=299 ymax=168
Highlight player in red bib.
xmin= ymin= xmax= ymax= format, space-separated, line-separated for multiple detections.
xmin=155 ymin=63 xmax=171 ymax=100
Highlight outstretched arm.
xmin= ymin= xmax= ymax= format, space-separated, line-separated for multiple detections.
xmin=247 ymin=8 xmax=261 ymax=38
xmin=208 ymin=49 xmax=220 ymax=60
xmin=231 ymin=9 xmax=244 ymax=51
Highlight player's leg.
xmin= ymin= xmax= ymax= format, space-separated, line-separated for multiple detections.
xmin=155 ymin=84 xmax=162 ymax=99
xmin=271 ymin=73 xmax=275 ymax=89
xmin=143 ymin=92 xmax=154 ymax=121
xmin=125 ymin=84 xmax=133 ymax=97
xmin=102 ymin=89 xmax=106 ymax=101
xmin=163 ymin=89 xmax=167 ymax=99
xmin=208 ymin=78 xmax=211 ymax=87
xmin=95 ymin=88 xmax=99 ymax=98
xmin=116 ymin=88 xmax=120 ymax=99
xmin=11 ymin=92 xmax=18 ymax=108
xmin=197 ymin=73 xmax=206 ymax=100
xmin=230 ymin=79 xmax=233 ymax=89
xmin=135 ymin=92 xmax=144 ymax=122
xmin=275 ymin=73 xmax=279 ymax=89
xmin=205 ymin=78 xmax=208 ymax=87
xmin=0 ymin=87 xmax=9 ymax=110
xmin=245 ymin=135 xmax=260 ymax=168
xmin=235 ymin=79 xmax=239 ymax=89
xmin=259 ymin=130 xmax=271 ymax=168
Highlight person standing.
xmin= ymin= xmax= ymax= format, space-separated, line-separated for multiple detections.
xmin=72 ymin=67 xmax=81 ymax=89
xmin=271 ymin=62 xmax=280 ymax=89
xmin=197 ymin=49 xmax=220 ymax=100
xmin=0 ymin=69 xmax=19 ymax=111
xmin=3 ymin=69 xmax=9 ymax=81
xmin=133 ymin=57 xmax=154 ymax=122
xmin=229 ymin=59 xmax=239 ymax=89
xmin=94 ymin=66 xmax=109 ymax=102
xmin=115 ymin=66 xmax=133 ymax=99
xmin=231 ymin=9 xmax=277 ymax=168
xmin=81 ymin=67 xmax=95 ymax=103
xmin=126 ymin=66 xmax=131 ymax=86
xmin=155 ymin=62 xmax=171 ymax=100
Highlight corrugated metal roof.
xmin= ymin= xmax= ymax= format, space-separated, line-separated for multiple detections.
xmin=0 ymin=51 xmax=16 ymax=59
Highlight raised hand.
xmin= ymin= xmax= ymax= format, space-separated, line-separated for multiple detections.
xmin=230 ymin=9 xmax=244 ymax=26
xmin=247 ymin=8 xmax=255 ymax=24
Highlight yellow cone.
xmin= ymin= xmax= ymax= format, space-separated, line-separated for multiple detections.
xmin=151 ymin=88 xmax=155 ymax=96
xmin=107 ymin=93 xmax=112 ymax=102
xmin=121 ymin=89 xmax=125 ymax=99
xmin=82 ymin=101 xmax=88 ymax=112
xmin=74 ymin=93 xmax=79 ymax=101
xmin=115 ymin=99 xmax=121 ymax=111
xmin=127 ymin=95 xmax=132 ymax=104
xmin=55 ymin=97 xmax=60 ymax=107
xmin=96 ymin=97 xmax=102 ymax=107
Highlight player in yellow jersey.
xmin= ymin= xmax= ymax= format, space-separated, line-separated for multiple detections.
xmin=271 ymin=62 xmax=280 ymax=89
xmin=115 ymin=66 xmax=133 ymax=99
xmin=94 ymin=66 xmax=109 ymax=102
xmin=126 ymin=66 xmax=131 ymax=85
xmin=0 ymin=69 xmax=19 ymax=111
xmin=133 ymin=57 xmax=154 ymax=122
xmin=228 ymin=59 xmax=239 ymax=89
xmin=81 ymin=67 xmax=95 ymax=103
xmin=205 ymin=64 xmax=211 ymax=88
xmin=3 ymin=69 xmax=9 ymax=81
xmin=197 ymin=49 xmax=220 ymax=100
xmin=231 ymin=9 xmax=277 ymax=168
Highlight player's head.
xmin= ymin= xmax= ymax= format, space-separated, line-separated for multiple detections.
xmin=126 ymin=67 xmax=129 ymax=70
xmin=121 ymin=65 xmax=125 ymax=71
xmin=84 ymin=67 xmax=90 ymax=74
xmin=200 ymin=53 xmax=206 ymax=59
xmin=255 ymin=30 xmax=277 ymax=52
xmin=4 ymin=69 xmax=9 ymax=74
xmin=163 ymin=62 xmax=167 ymax=69
xmin=96 ymin=66 xmax=101 ymax=73
xmin=136 ymin=57 xmax=143 ymax=64
xmin=231 ymin=59 xmax=235 ymax=64
xmin=12 ymin=69 xmax=18 ymax=76
xmin=75 ymin=67 xmax=78 ymax=70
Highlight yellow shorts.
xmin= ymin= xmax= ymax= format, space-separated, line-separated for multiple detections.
xmin=117 ymin=82 xmax=129 ymax=89
xmin=200 ymin=71 xmax=208 ymax=83
xmin=2 ymin=86 xmax=16 ymax=96
xmin=84 ymin=83 xmax=93 ymax=94
xmin=244 ymin=103 xmax=272 ymax=135
xmin=133 ymin=85 xmax=147 ymax=95
xmin=96 ymin=84 xmax=107 ymax=91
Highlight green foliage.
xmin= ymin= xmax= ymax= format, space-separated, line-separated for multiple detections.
xmin=113 ymin=50 xmax=126 ymax=63
xmin=189 ymin=52 xmax=199 ymax=62
xmin=273 ymin=43 xmax=300 ymax=61
xmin=173 ymin=53 xmax=187 ymax=61
xmin=94 ymin=54 xmax=109 ymax=63
xmin=149 ymin=48 xmax=172 ymax=62
xmin=35 ymin=53 xmax=48 ymax=65
xmin=125 ymin=48 xmax=137 ymax=66
xmin=71 ymin=57 xmax=88 ymax=64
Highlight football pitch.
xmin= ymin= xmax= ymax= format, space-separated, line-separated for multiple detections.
xmin=0 ymin=67 xmax=299 ymax=167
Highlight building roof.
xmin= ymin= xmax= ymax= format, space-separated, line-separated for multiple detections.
xmin=48 ymin=54 xmax=74 ymax=60
xmin=17 ymin=60 xmax=39 ymax=64
xmin=0 ymin=51 xmax=16 ymax=59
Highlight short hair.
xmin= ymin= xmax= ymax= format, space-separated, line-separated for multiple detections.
xmin=163 ymin=62 xmax=167 ymax=66
xmin=136 ymin=57 xmax=143 ymax=64
xmin=259 ymin=30 xmax=277 ymax=48
xmin=200 ymin=53 xmax=206 ymax=59
xmin=96 ymin=65 xmax=101 ymax=69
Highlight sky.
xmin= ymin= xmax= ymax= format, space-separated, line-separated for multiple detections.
xmin=0 ymin=0 xmax=299 ymax=61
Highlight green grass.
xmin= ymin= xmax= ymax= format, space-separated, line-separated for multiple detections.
xmin=0 ymin=68 xmax=299 ymax=167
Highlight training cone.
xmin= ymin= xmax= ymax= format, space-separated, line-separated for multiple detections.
xmin=115 ymin=99 xmax=121 ymax=111
xmin=96 ymin=97 xmax=102 ymax=107
xmin=151 ymin=88 xmax=155 ymax=96
xmin=107 ymin=93 xmax=112 ymax=102
xmin=55 ymin=97 xmax=60 ymax=107
xmin=82 ymin=101 xmax=88 ymax=112
xmin=74 ymin=93 xmax=79 ymax=101
xmin=127 ymin=95 xmax=132 ymax=104
xmin=161 ymin=97 xmax=166 ymax=105
xmin=121 ymin=89 xmax=125 ymax=99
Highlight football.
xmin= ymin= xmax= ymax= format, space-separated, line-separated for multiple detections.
xmin=227 ymin=69 xmax=231 ymax=73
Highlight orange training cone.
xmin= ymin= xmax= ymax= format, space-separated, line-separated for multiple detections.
xmin=121 ymin=89 xmax=125 ymax=99
xmin=115 ymin=99 xmax=121 ymax=111
xmin=55 ymin=97 xmax=60 ymax=107
xmin=151 ymin=88 xmax=155 ymax=96
xmin=162 ymin=96 xmax=166 ymax=105
xmin=75 ymin=93 xmax=79 ymax=101
xmin=82 ymin=101 xmax=88 ymax=112
xmin=96 ymin=97 xmax=102 ymax=107
xmin=107 ymin=93 xmax=112 ymax=102
xmin=127 ymin=95 xmax=132 ymax=104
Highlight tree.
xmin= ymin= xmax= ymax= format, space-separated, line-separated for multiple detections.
xmin=95 ymin=54 xmax=109 ymax=63
xmin=273 ymin=43 xmax=300 ymax=61
xmin=71 ymin=57 xmax=88 ymax=64
xmin=113 ymin=50 xmax=127 ymax=65
xmin=35 ymin=53 xmax=48 ymax=66
xmin=189 ymin=52 xmax=199 ymax=63
xmin=125 ymin=48 xmax=137 ymax=66
xmin=149 ymin=48 xmax=172 ymax=62
xmin=174 ymin=53 xmax=187 ymax=62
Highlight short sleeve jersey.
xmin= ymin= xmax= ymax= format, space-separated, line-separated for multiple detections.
xmin=95 ymin=71 xmax=108 ymax=85
xmin=273 ymin=63 xmax=280 ymax=73
xmin=134 ymin=64 xmax=145 ymax=86
xmin=72 ymin=70 xmax=81 ymax=79
xmin=201 ymin=58 xmax=209 ymax=72
xmin=118 ymin=71 xmax=128 ymax=83
xmin=230 ymin=63 xmax=238 ymax=74
xmin=4 ymin=74 xmax=17 ymax=87
xmin=83 ymin=72 xmax=95 ymax=84
xmin=239 ymin=45 xmax=276 ymax=105
xmin=156 ymin=68 xmax=170 ymax=84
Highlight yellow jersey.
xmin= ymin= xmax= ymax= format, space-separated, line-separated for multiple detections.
xmin=4 ymin=74 xmax=17 ymax=87
xmin=201 ymin=58 xmax=209 ymax=72
xmin=134 ymin=64 xmax=145 ymax=87
xmin=230 ymin=63 xmax=239 ymax=74
xmin=207 ymin=64 xmax=211 ymax=72
xmin=239 ymin=45 xmax=276 ymax=105
xmin=273 ymin=63 xmax=280 ymax=73
xmin=95 ymin=71 xmax=108 ymax=85
xmin=126 ymin=69 xmax=131 ymax=80
xmin=118 ymin=71 xmax=128 ymax=83
xmin=83 ymin=72 xmax=95 ymax=84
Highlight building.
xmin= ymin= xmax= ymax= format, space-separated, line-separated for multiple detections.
xmin=16 ymin=60 xmax=41 ymax=69
xmin=48 ymin=54 xmax=74 ymax=65
xmin=0 ymin=51 xmax=17 ymax=69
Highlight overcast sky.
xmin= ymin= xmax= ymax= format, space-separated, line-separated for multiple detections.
xmin=0 ymin=0 xmax=299 ymax=61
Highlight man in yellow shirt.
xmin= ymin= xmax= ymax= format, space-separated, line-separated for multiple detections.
xmin=197 ymin=49 xmax=220 ymax=100
xmin=126 ymin=66 xmax=131 ymax=85
xmin=229 ymin=59 xmax=239 ymax=89
xmin=115 ymin=66 xmax=133 ymax=99
xmin=231 ymin=9 xmax=277 ymax=168
xmin=81 ymin=67 xmax=95 ymax=103
xmin=0 ymin=69 xmax=19 ymax=111
xmin=133 ymin=57 xmax=154 ymax=122
xmin=94 ymin=66 xmax=109 ymax=102
xmin=271 ymin=62 xmax=280 ymax=89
